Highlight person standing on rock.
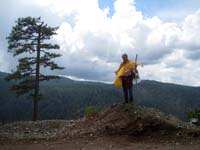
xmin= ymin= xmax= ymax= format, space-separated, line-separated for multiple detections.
xmin=114 ymin=53 xmax=141 ymax=104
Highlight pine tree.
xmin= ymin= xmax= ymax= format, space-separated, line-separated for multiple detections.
xmin=6 ymin=17 xmax=64 ymax=121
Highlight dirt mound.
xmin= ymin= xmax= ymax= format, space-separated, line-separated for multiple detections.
xmin=1 ymin=104 xmax=200 ymax=149
xmin=72 ymin=104 xmax=200 ymax=137
xmin=0 ymin=104 xmax=200 ymax=141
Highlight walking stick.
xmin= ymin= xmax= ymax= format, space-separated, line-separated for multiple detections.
xmin=134 ymin=54 xmax=138 ymax=101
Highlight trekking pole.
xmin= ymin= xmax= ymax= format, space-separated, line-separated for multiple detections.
xmin=134 ymin=54 xmax=138 ymax=101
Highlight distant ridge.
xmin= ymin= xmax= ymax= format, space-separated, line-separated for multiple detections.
xmin=0 ymin=71 xmax=200 ymax=123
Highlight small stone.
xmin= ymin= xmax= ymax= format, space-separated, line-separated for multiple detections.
xmin=156 ymin=115 xmax=160 ymax=118
xmin=24 ymin=131 xmax=30 ymax=134
xmin=45 ymin=143 xmax=49 ymax=146
xmin=35 ymin=128 xmax=39 ymax=132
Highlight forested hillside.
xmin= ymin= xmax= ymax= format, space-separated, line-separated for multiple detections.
xmin=0 ymin=71 xmax=200 ymax=123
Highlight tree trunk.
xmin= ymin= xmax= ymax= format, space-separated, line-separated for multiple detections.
xmin=33 ymin=31 xmax=41 ymax=121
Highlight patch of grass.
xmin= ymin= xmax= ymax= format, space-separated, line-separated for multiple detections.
xmin=84 ymin=106 xmax=101 ymax=118
xmin=188 ymin=109 xmax=200 ymax=120
xmin=47 ymin=121 xmax=63 ymax=129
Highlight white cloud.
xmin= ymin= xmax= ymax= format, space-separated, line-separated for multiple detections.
xmin=180 ymin=10 xmax=200 ymax=50
xmin=33 ymin=0 xmax=200 ymax=85
xmin=1 ymin=0 xmax=200 ymax=86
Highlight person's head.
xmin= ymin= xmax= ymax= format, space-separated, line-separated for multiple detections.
xmin=122 ymin=53 xmax=128 ymax=62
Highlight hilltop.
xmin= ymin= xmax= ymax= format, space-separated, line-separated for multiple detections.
xmin=0 ymin=104 xmax=200 ymax=150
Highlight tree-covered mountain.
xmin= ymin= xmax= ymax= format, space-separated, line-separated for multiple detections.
xmin=0 ymin=71 xmax=200 ymax=123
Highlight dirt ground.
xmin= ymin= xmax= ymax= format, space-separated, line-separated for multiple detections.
xmin=1 ymin=104 xmax=200 ymax=150
xmin=1 ymin=136 xmax=200 ymax=150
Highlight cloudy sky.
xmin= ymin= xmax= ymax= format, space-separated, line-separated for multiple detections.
xmin=0 ymin=0 xmax=200 ymax=86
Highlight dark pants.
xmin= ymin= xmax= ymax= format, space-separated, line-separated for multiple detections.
xmin=122 ymin=76 xmax=133 ymax=103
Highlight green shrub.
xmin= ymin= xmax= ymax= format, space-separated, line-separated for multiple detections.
xmin=84 ymin=106 xmax=101 ymax=118
xmin=188 ymin=109 xmax=200 ymax=119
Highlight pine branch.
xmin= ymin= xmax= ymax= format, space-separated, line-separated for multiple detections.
xmin=40 ymin=44 xmax=60 ymax=50
xmin=39 ymin=74 xmax=60 ymax=81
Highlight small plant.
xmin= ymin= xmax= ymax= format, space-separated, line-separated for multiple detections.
xmin=188 ymin=109 xmax=200 ymax=120
xmin=84 ymin=106 xmax=101 ymax=118
xmin=48 ymin=121 xmax=63 ymax=129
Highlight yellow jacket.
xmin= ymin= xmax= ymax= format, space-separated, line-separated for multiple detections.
xmin=114 ymin=60 xmax=137 ymax=88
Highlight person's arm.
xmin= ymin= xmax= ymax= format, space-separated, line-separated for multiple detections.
xmin=125 ymin=62 xmax=143 ymax=76
xmin=114 ymin=63 xmax=123 ymax=75
xmin=135 ymin=62 xmax=143 ymax=67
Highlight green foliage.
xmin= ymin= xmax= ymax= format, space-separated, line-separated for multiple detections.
xmin=188 ymin=109 xmax=200 ymax=119
xmin=47 ymin=121 xmax=63 ymax=129
xmin=123 ymin=104 xmax=134 ymax=112
xmin=84 ymin=106 xmax=101 ymax=118
xmin=6 ymin=16 xmax=64 ymax=97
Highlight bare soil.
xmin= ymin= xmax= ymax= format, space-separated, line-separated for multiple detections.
xmin=1 ymin=136 xmax=200 ymax=150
